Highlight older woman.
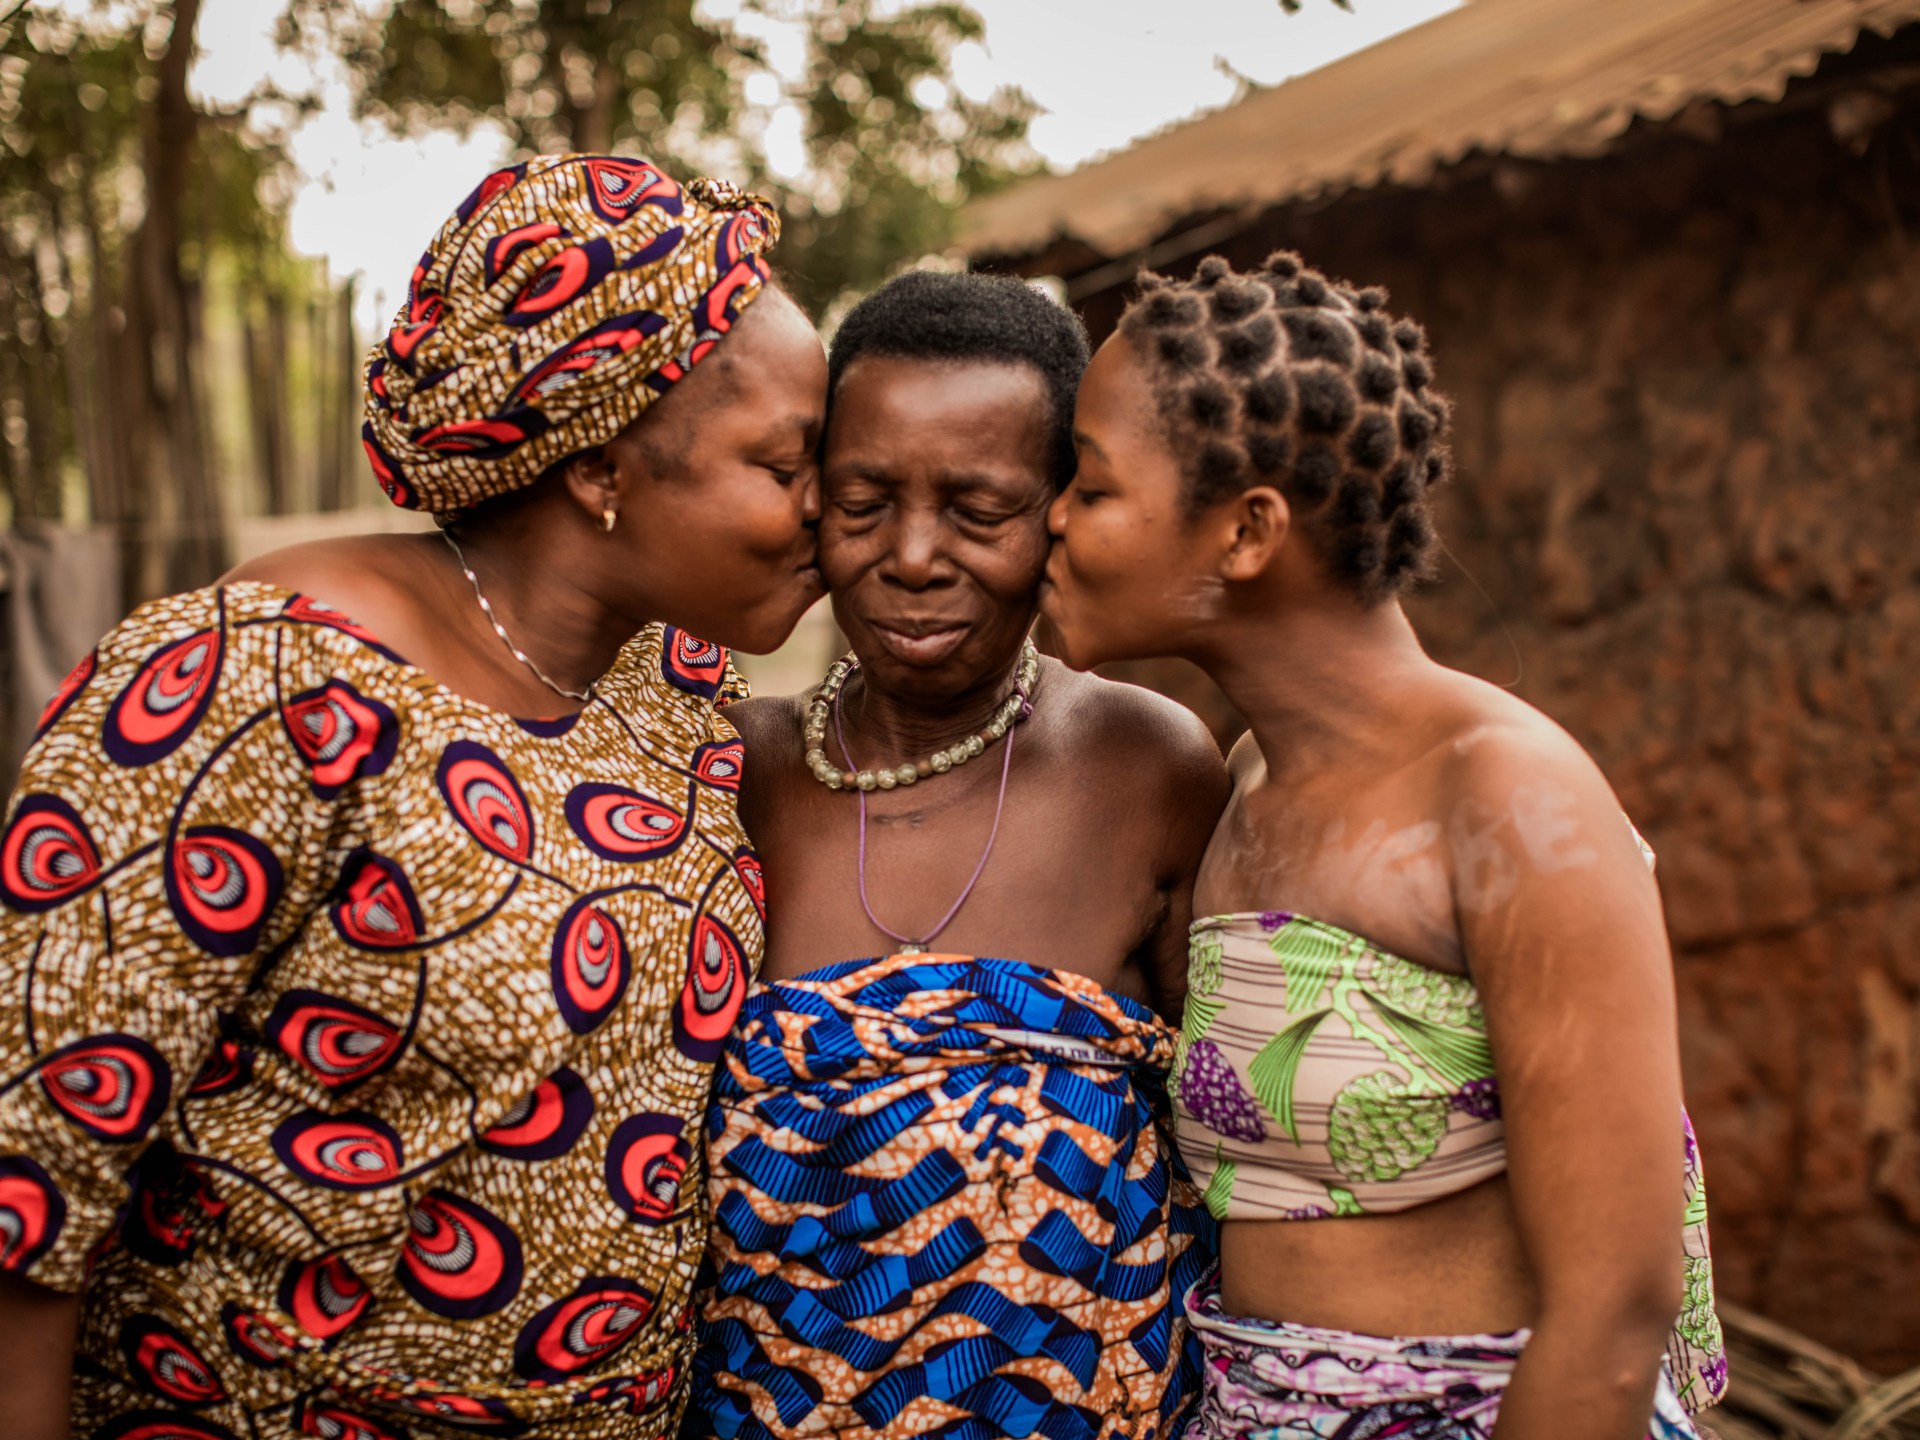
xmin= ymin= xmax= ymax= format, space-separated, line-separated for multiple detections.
xmin=0 ymin=154 xmax=823 ymax=1439
xmin=686 ymin=270 xmax=1228 ymax=1440
xmin=1041 ymin=252 xmax=1725 ymax=1440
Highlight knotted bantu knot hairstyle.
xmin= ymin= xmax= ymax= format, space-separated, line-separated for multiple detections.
xmin=361 ymin=153 xmax=783 ymax=516
xmin=1117 ymin=251 xmax=1452 ymax=600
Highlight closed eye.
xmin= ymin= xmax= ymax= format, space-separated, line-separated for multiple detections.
xmin=767 ymin=457 xmax=816 ymax=484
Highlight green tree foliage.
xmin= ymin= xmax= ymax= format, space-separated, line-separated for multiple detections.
xmin=785 ymin=4 xmax=1035 ymax=312
xmin=309 ymin=0 xmax=752 ymax=157
xmin=1 ymin=1 xmax=362 ymax=598
xmin=289 ymin=0 xmax=1040 ymax=314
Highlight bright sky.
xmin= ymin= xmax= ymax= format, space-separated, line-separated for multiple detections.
xmin=176 ymin=0 xmax=1460 ymax=327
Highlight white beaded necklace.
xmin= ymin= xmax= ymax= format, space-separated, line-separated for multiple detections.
xmin=803 ymin=637 xmax=1040 ymax=792
xmin=442 ymin=528 xmax=597 ymax=705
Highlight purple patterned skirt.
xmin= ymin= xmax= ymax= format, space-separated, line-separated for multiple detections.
xmin=1180 ymin=1273 xmax=1700 ymax=1439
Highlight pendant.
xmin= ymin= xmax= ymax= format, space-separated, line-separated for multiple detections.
xmin=901 ymin=943 xmax=927 ymax=955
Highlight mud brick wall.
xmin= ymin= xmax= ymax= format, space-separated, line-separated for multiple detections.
xmin=1066 ymin=47 xmax=1920 ymax=1369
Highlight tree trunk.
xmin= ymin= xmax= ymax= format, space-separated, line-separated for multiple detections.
xmin=121 ymin=0 xmax=224 ymax=601
xmin=44 ymin=183 xmax=106 ymax=526
xmin=582 ymin=56 xmax=619 ymax=153
xmin=0 ymin=253 xmax=37 ymax=521
xmin=0 ymin=358 xmax=21 ymax=521
xmin=305 ymin=288 xmax=325 ymax=514
xmin=74 ymin=147 xmax=131 ymax=532
xmin=322 ymin=277 xmax=357 ymax=511
xmin=314 ymin=282 xmax=337 ymax=514
xmin=548 ymin=43 xmax=615 ymax=152
xmin=252 ymin=271 xmax=293 ymax=517
xmin=3 ymin=233 xmax=63 ymax=522
xmin=240 ymin=290 xmax=288 ymax=516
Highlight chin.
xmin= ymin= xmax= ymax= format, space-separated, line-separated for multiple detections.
xmin=724 ymin=611 xmax=803 ymax=658
xmin=1050 ymin=618 xmax=1169 ymax=673
xmin=726 ymin=579 xmax=827 ymax=656
xmin=1043 ymin=632 xmax=1096 ymax=672
xmin=1037 ymin=605 xmax=1099 ymax=673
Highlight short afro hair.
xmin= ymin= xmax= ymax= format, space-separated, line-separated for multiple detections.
xmin=827 ymin=269 xmax=1091 ymax=489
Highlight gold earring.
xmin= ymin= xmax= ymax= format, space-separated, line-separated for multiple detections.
xmin=601 ymin=507 xmax=617 ymax=534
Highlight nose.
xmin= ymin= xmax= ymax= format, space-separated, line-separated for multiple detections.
xmin=1046 ymin=486 xmax=1070 ymax=539
xmin=879 ymin=507 xmax=948 ymax=590
xmin=798 ymin=459 xmax=822 ymax=526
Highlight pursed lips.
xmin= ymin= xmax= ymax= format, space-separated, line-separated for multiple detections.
xmin=868 ymin=617 xmax=969 ymax=638
xmin=864 ymin=616 xmax=972 ymax=665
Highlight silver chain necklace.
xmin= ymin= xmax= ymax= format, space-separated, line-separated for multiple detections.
xmin=441 ymin=528 xmax=597 ymax=704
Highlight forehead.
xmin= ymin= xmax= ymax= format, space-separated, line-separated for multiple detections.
xmin=1076 ymin=336 xmax=1163 ymax=439
xmin=1079 ymin=334 xmax=1152 ymax=410
xmin=689 ymin=291 xmax=825 ymax=420
xmin=829 ymin=356 xmax=1049 ymax=446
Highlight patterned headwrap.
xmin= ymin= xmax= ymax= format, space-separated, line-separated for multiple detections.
xmin=361 ymin=153 xmax=782 ymax=515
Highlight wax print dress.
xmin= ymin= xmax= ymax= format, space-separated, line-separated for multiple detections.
xmin=0 ymin=581 xmax=762 ymax=1439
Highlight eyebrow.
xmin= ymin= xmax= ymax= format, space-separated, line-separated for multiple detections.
xmin=1072 ymin=430 xmax=1107 ymax=460
xmin=772 ymin=411 xmax=822 ymax=439
xmin=823 ymin=461 xmax=897 ymax=483
xmin=825 ymin=463 xmax=1038 ymax=494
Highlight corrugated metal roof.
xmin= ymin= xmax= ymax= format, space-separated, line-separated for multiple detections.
xmin=960 ymin=0 xmax=1920 ymax=261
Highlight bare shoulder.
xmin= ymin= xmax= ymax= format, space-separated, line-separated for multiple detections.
xmin=1427 ymin=673 xmax=1645 ymax=875
xmin=1435 ymin=677 xmax=1614 ymax=805
xmin=1045 ymin=662 xmax=1226 ymax=795
xmin=724 ymin=692 xmax=805 ymax=759
xmin=223 ymin=534 xmax=443 ymax=643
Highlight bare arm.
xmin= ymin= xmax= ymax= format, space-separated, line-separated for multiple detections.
xmin=0 ymin=1273 xmax=80 ymax=1438
xmin=722 ymin=693 xmax=799 ymax=848
xmin=1447 ymin=730 xmax=1685 ymax=1440
xmin=1141 ymin=702 xmax=1231 ymax=1024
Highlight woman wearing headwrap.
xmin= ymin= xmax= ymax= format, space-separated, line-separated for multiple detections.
xmin=0 ymin=154 xmax=825 ymax=1439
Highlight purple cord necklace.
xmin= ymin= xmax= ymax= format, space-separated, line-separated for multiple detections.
xmin=832 ymin=664 xmax=1029 ymax=954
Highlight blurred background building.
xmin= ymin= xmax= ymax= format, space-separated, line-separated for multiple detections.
xmin=3 ymin=0 xmax=1918 ymax=1429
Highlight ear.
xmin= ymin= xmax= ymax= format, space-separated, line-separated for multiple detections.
xmin=560 ymin=445 xmax=621 ymax=528
xmin=1216 ymin=484 xmax=1291 ymax=582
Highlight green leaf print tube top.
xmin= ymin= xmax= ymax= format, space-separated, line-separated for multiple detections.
xmin=1171 ymin=909 xmax=1729 ymax=1413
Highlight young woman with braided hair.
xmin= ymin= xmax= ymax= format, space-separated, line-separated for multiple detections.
xmin=1041 ymin=252 xmax=1726 ymax=1440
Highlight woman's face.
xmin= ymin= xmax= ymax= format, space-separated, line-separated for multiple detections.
xmin=611 ymin=288 xmax=828 ymax=654
xmin=820 ymin=356 xmax=1053 ymax=704
xmin=1043 ymin=334 xmax=1225 ymax=670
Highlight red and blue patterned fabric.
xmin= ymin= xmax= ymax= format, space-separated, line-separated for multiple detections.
xmin=0 ymin=582 xmax=759 ymax=1438
xmin=361 ymin=154 xmax=781 ymax=516
xmin=689 ymin=953 xmax=1216 ymax=1440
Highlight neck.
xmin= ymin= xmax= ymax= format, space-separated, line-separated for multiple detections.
xmin=444 ymin=508 xmax=643 ymax=700
xmin=1196 ymin=588 xmax=1435 ymax=777
xmin=836 ymin=646 xmax=1032 ymax=772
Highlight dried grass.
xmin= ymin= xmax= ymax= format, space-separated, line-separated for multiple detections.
xmin=1696 ymin=1303 xmax=1920 ymax=1440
